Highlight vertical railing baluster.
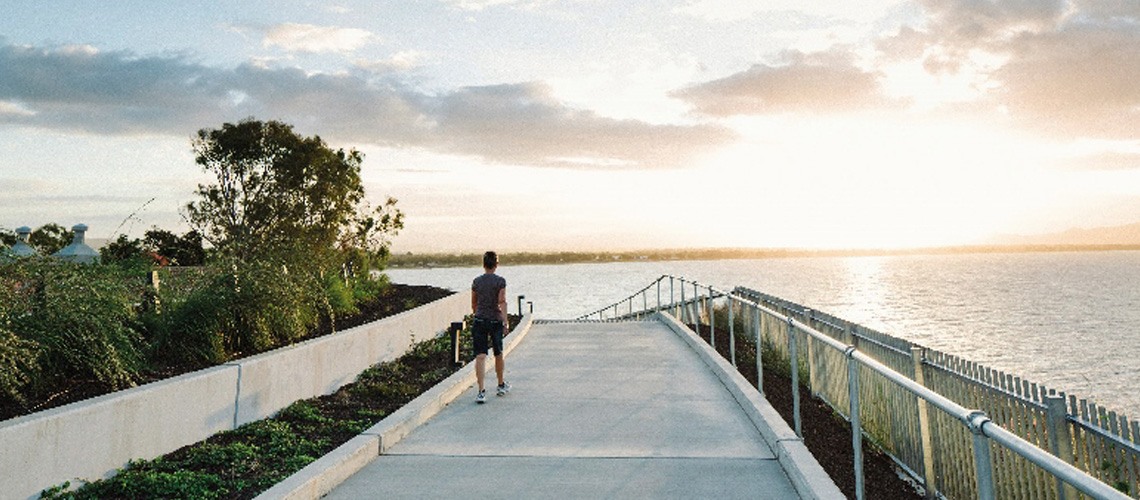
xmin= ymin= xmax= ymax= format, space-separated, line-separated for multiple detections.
xmin=656 ymin=278 xmax=661 ymax=313
xmin=729 ymin=296 xmax=736 ymax=367
xmin=848 ymin=347 xmax=865 ymax=500
xmin=1046 ymin=395 xmax=1076 ymax=500
xmin=788 ymin=315 xmax=802 ymax=437
xmin=755 ymin=306 xmax=764 ymax=394
xmin=805 ymin=308 xmax=817 ymax=396
xmin=969 ymin=412 xmax=996 ymax=500
xmin=710 ymin=286 xmax=716 ymax=351
xmin=680 ymin=278 xmax=687 ymax=324
xmin=693 ymin=282 xmax=700 ymax=335
xmin=912 ymin=347 xmax=937 ymax=499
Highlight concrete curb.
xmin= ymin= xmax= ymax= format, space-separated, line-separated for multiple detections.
xmin=656 ymin=312 xmax=844 ymax=500
xmin=255 ymin=314 xmax=536 ymax=500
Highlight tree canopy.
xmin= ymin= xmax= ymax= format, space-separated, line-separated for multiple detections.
xmin=185 ymin=118 xmax=402 ymax=267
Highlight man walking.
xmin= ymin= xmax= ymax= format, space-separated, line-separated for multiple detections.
xmin=472 ymin=251 xmax=510 ymax=404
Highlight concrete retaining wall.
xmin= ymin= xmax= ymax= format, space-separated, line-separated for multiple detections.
xmin=0 ymin=292 xmax=468 ymax=500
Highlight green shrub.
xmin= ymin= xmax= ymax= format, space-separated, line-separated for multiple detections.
xmin=151 ymin=259 xmax=328 ymax=365
xmin=0 ymin=329 xmax=39 ymax=406
xmin=324 ymin=273 xmax=357 ymax=317
xmin=1 ymin=258 xmax=143 ymax=394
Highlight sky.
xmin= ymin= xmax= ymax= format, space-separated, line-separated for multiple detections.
xmin=1 ymin=0 xmax=1139 ymax=252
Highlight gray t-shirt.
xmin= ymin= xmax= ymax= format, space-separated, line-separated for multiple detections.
xmin=472 ymin=273 xmax=507 ymax=320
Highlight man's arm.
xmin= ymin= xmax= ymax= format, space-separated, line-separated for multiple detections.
xmin=497 ymin=287 xmax=508 ymax=326
xmin=471 ymin=289 xmax=478 ymax=315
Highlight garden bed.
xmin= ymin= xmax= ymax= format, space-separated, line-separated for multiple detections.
xmin=42 ymin=310 xmax=519 ymax=499
xmin=1 ymin=284 xmax=452 ymax=422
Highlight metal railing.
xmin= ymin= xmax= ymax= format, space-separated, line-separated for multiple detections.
xmin=577 ymin=275 xmax=1133 ymax=500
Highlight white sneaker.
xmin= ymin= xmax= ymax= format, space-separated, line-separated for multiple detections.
xmin=476 ymin=389 xmax=486 ymax=404
xmin=496 ymin=382 xmax=511 ymax=396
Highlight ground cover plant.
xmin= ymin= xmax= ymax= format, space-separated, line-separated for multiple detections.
xmin=41 ymin=314 xmax=518 ymax=499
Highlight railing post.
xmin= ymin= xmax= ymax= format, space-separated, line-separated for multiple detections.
xmin=728 ymin=296 xmax=736 ymax=367
xmin=912 ymin=347 xmax=938 ymax=499
xmin=656 ymin=279 xmax=661 ymax=313
xmin=670 ymin=276 xmax=675 ymax=317
xmin=847 ymin=347 xmax=865 ymax=500
xmin=805 ymin=308 xmax=817 ymax=396
xmin=1046 ymin=395 xmax=1077 ymax=500
xmin=709 ymin=286 xmax=716 ymax=351
xmin=755 ymin=305 xmax=764 ymax=394
xmin=968 ymin=412 xmax=996 ymax=500
xmin=679 ymin=279 xmax=687 ymax=323
xmin=642 ymin=289 xmax=647 ymax=319
xmin=788 ymin=315 xmax=802 ymax=437
xmin=845 ymin=323 xmax=859 ymax=349
xmin=693 ymin=282 xmax=700 ymax=333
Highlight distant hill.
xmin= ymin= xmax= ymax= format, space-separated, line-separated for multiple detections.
xmin=989 ymin=221 xmax=1140 ymax=246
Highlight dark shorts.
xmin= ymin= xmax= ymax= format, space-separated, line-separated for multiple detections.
xmin=472 ymin=317 xmax=504 ymax=357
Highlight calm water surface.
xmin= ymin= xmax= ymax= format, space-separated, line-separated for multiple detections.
xmin=388 ymin=251 xmax=1140 ymax=418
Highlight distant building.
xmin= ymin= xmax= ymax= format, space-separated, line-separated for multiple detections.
xmin=53 ymin=224 xmax=100 ymax=264
xmin=7 ymin=226 xmax=38 ymax=257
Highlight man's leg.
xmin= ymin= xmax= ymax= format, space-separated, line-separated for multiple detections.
xmin=494 ymin=354 xmax=505 ymax=386
xmin=475 ymin=353 xmax=487 ymax=391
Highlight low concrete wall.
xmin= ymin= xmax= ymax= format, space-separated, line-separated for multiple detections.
xmin=0 ymin=365 xmax=240 ymax=500
xmin=256 ymin=314 xmax=536 ymax=500
xmin=0 ymin=292 xmax=468 ymax=500
xmin=233 ymin=293 xmax=469 ymax=425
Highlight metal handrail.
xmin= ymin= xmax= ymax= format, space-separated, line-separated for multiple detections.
xmin=578 ymin=274 xmax=1131 ymax=500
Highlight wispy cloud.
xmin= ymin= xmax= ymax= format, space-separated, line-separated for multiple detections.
xmin=444 ymin=0 xmax=521 ymax=11
xmin=262 ymin=23 xmax=377 ymax=53
xmin=0 ymin=42 xmax=731 ymax=168
xmin=672 ymin=49 xmax=897 ymax=115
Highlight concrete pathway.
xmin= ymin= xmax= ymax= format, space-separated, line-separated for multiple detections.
xmin=326 ymin=320 xmax=823 ymax=499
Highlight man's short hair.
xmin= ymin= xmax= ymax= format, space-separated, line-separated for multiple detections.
xmin=483 ymin=251 xmax=498 ymax=270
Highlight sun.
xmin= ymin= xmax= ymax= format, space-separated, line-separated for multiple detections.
xmin=690 ymin=113 xmax=1054 ymax=250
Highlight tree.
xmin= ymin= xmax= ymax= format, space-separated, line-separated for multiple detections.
xmin=0 ymin=229 xmax=14 ymax=247
xmin=185 ymin=119 xmax=375 ymax=262
xmin=100 ymin=235 xmax=145 ymax=264
xmin=143 ymin=228 xmax=205 ymax=266
xmin=29 ymin=223 xmax=71 ymax=255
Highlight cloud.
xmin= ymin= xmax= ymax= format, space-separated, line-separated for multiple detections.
xmin=672 ymin=50 xmax=897 ymax=115
xmin=262 ymin=23 xmax=376 ymax=53
xmin=674 ymin=0 xmax=908 ymax=23
xmin=443 ymin=0 xmax=539 ymax=12
xmin=1058 ymin=149 xmax=1140 ymax=171
xmin=0 ymin=100 xmax=36 ymax=116
xmin=678 ymin=0 xmax=1140 ymax=140
xmin=0 ymin=42 xmax=731 ymax=168
xmin=881 ymin=0 xmax=1140 ymax=139
xmin=426 ymin=82 xmax=734 ymax=167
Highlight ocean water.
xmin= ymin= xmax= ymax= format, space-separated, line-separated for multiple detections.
xmin=388 ymin=250 xmax=1140 ymax=419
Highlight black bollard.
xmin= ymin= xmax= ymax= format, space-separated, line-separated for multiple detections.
xmin=449 ymin=321 xmax=465 ymax=366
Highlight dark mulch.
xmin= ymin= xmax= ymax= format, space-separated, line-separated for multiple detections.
xmin=691 ymin=322 xmax=922 ymax=499
xmin=0 ymin=284 xmax=454 ymax=422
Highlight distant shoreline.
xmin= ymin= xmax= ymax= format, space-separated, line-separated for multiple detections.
xmin=387 ymin=244 xmax=1140 ymax=268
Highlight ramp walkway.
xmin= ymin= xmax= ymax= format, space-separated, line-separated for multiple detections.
xmin=323 ymin=317 xmax=839 ymax=499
